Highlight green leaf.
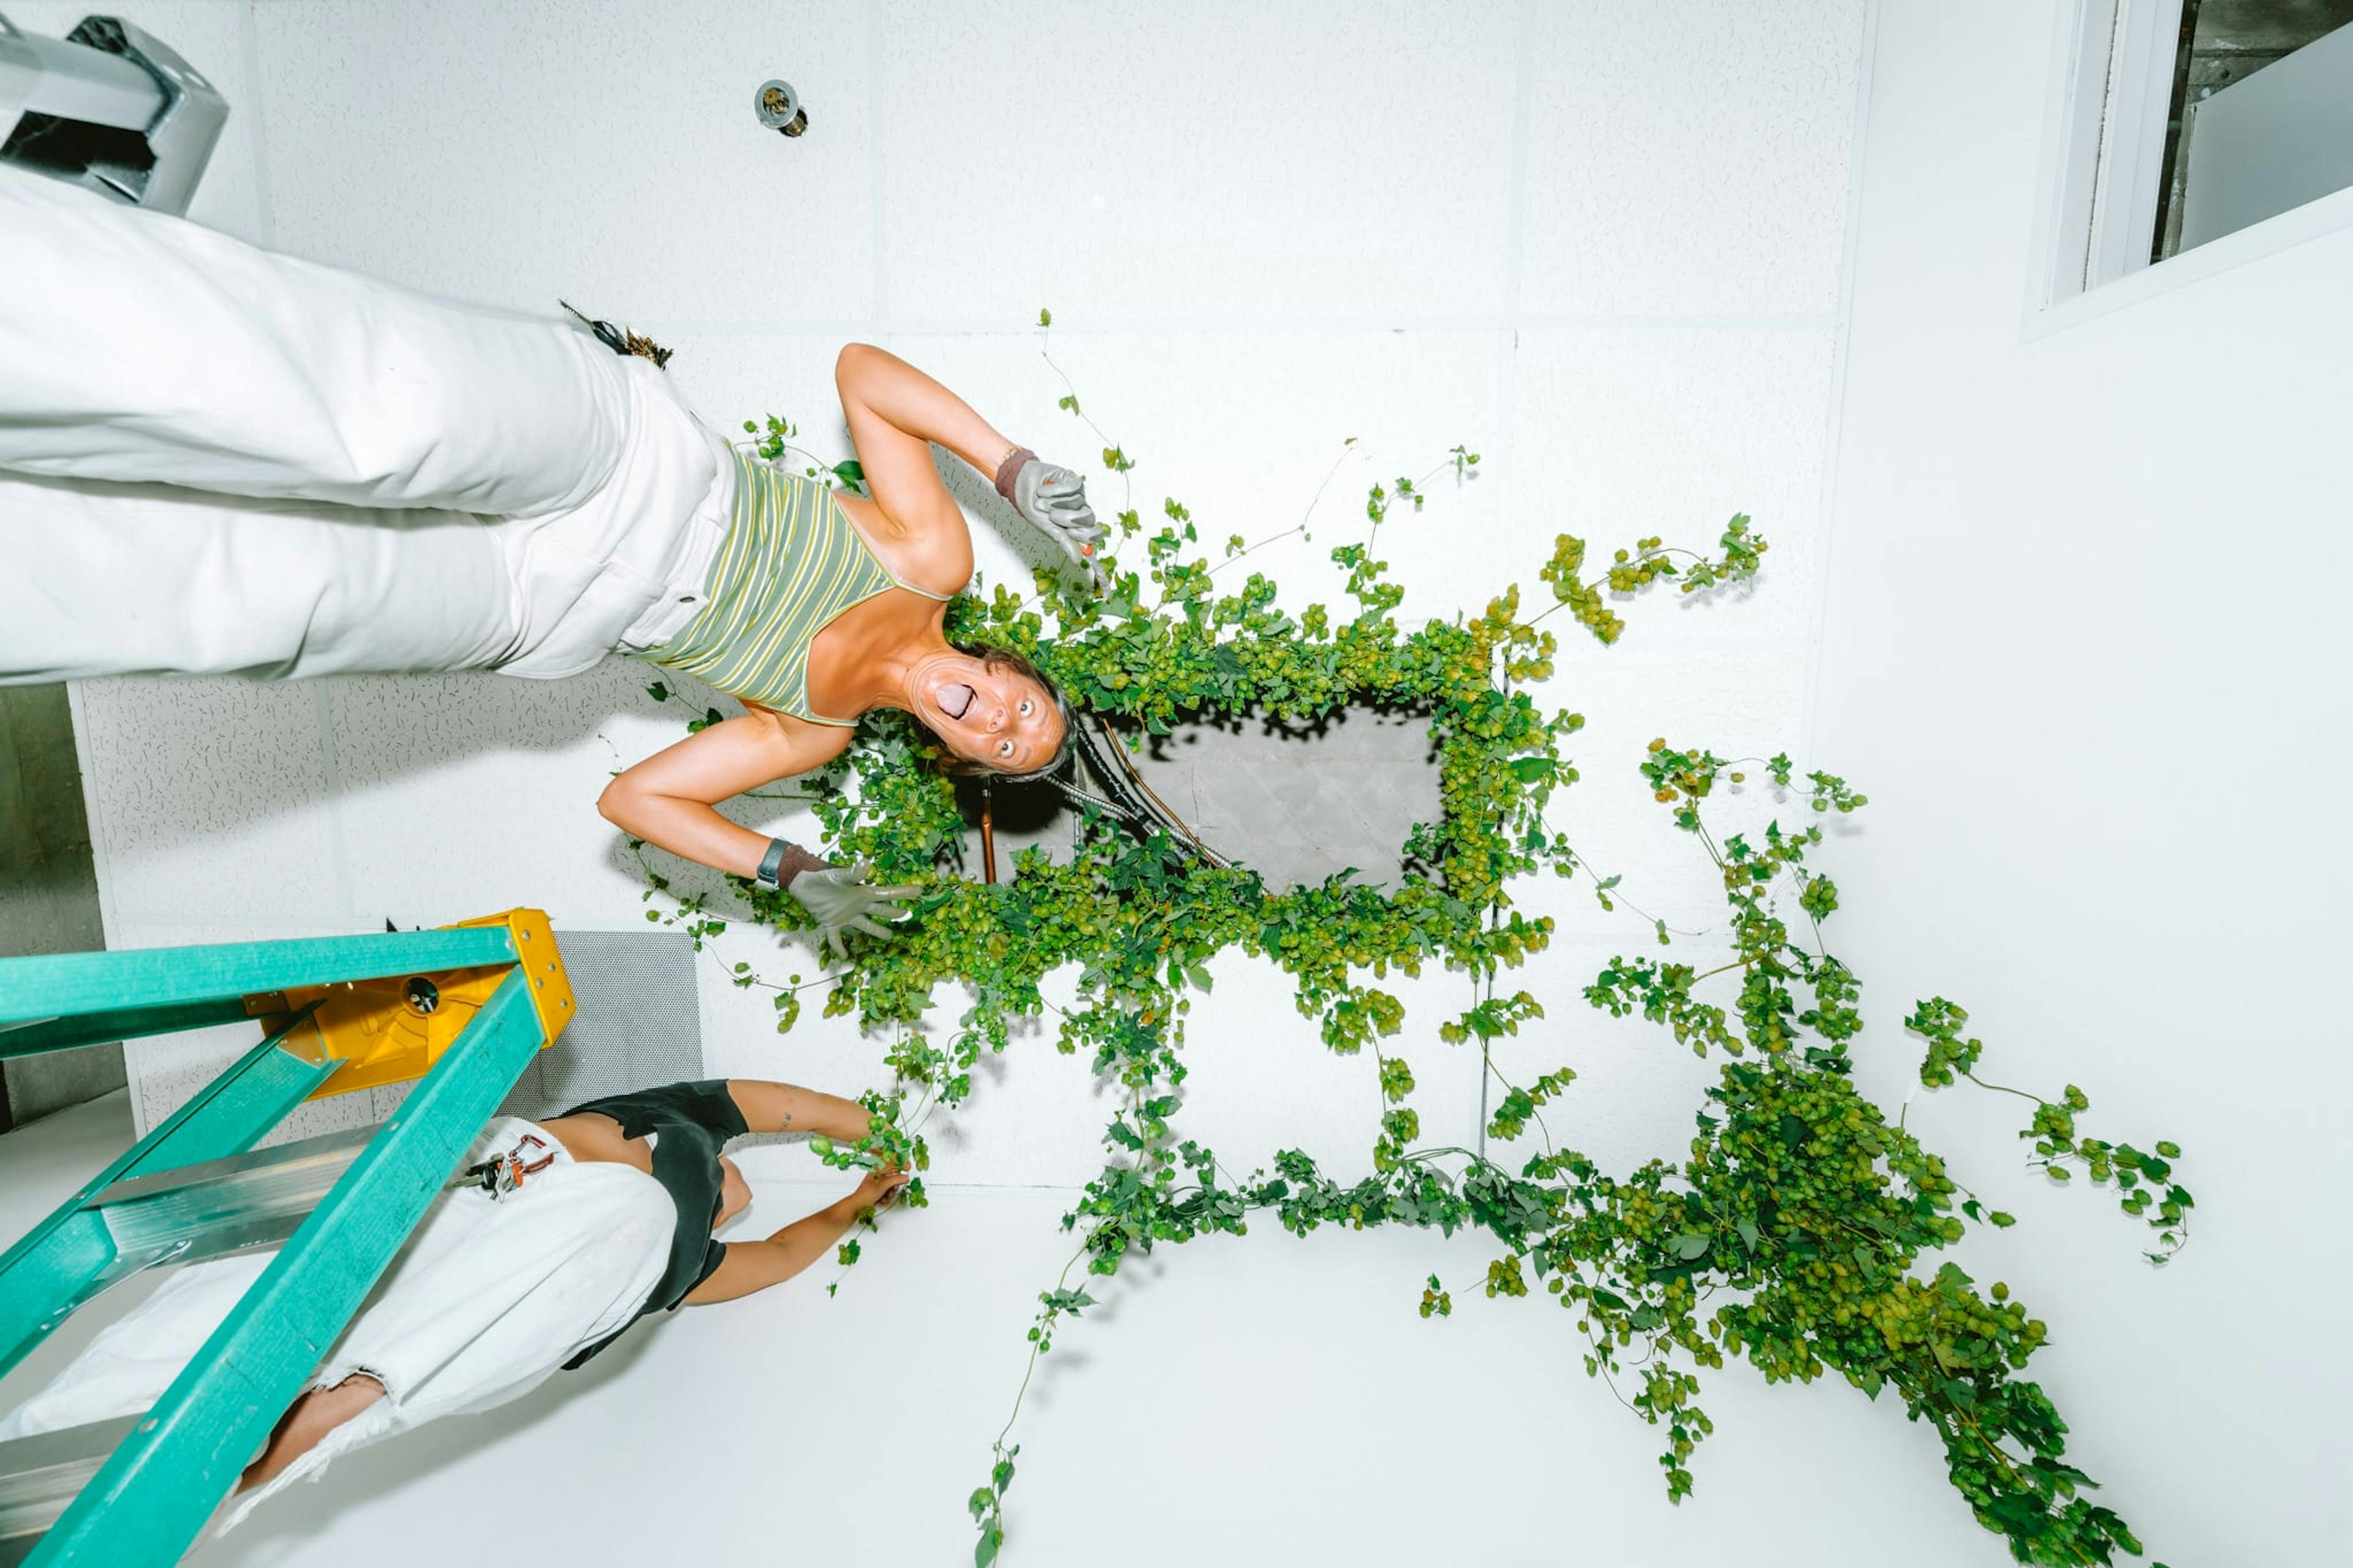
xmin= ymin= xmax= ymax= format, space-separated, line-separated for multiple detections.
xmin=976 ymin=1524 xmax=1002 ymax=1567
xmin=1509 ymin=756 xmax=1553 ymax=782
xmin=1666 ymin=1233 xmax=1711 ymax=1260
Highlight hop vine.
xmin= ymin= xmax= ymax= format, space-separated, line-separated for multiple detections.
xmin=623 ymin=321 xmax=2186 ymax=1568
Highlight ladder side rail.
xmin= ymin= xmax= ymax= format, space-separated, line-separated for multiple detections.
xmin=24 ymin=968 xmax=548 ymax=1567
xmin=0 ymin=927 xmax=517 ymax=1028
xmin=0 ymin=1007 xmax=336 ymax=1382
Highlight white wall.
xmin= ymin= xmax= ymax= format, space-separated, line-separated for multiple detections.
xmin=4 ymin=4 xmax=2169 ymax=1564
xmin=1809 ymin=3 xmax=2353 ymax=1564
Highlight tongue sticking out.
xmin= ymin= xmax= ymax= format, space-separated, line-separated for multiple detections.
xmin=938 ymin=682 xmax=975 ymax=720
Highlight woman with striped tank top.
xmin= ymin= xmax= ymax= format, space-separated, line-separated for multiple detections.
xmin=602 ymin=341 xmax=1097 ymax=945
xmin=0 ymin=172 xmax=1103 ymax=953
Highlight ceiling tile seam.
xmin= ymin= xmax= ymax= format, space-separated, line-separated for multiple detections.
xmin=1501 ymin=0 xmax=1538 ymax=325
xmin=865 ymin=0 xmax=889 ymax=334
xmin=310 ymin=682 xmax=359 ymax=928
xmin=662 ymin=314 xmax=1843 ymax=337
xmin=1800 ymin=0 xmax=1884 ymax=771
xmin=237 ymin=0 xmax=275 ymax=248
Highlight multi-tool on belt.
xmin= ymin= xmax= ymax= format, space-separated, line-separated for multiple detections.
xmin=452 ymin=1132 xmax=557 ymax=1200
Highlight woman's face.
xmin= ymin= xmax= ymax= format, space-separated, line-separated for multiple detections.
xmin=911 ymin=653 xmax=1064 ymax=772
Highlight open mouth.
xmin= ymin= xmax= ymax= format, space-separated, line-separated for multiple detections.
xmin=936 ymin=681 xmax=975 ymax=721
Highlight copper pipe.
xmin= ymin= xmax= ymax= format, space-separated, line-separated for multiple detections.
xmin=979 ymin=781 xmax=999 ymax=884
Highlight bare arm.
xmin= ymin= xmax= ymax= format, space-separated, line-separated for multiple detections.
xmin=681 ymin=1167 xmax=909 ymax=1306
xmin=836 ymin=341 xmax=1015 ymax=502
xmin=724 ymin=1078 xmax=873 ymax=1141
xmin=599 ymin=710 xmax=852 ymax=878
xmin=834 ymin=344 xmax=1019 ymax=590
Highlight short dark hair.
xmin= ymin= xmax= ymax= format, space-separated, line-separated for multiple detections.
xmin=938 ymin=642 xmax=1076 ymax=782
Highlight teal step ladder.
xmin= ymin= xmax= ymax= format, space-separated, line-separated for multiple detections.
xmin=0 ymin=912 xmax=574 ymax=1566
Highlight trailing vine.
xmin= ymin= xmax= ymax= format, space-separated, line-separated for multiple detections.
xmin=626 ymin=317 xmax=2189 ymax=1566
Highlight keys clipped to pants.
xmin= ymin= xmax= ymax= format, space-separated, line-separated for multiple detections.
xmin=452 ymin=1132 xmax=558 ymax=1200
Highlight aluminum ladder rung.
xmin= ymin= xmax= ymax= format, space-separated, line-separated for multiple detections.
xmin=88 ymin=1124 xmax=377 ymax=1287
xmin=0 ymin=1418 xmax=138 ymax=1567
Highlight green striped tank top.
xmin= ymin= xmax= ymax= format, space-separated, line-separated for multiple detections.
xmin=644 ymin=452 xmax=949 ymax=724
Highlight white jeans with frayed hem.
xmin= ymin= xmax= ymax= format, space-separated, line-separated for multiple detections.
xmin=0 ymin=170 xmax=732 ymax=684
xmin=0 ymin=1118 xmax=673 ymax=1536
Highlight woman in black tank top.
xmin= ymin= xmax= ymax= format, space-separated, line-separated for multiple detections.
xmin=232 ymin=1077 xmax=907 ymax=1497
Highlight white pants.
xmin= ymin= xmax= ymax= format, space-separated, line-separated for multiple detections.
xmin=0 ymin=170 xmax=733 ymax=682
xmin=0 ymin=1119 xmax=674 ymax=1536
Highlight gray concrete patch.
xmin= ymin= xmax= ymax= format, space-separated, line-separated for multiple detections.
xmin=960 ymin=705 xmax=1443 ymax=893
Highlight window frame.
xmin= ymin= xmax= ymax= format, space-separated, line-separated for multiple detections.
xmin=2023 ymin=0 xmax=2353 ymax=338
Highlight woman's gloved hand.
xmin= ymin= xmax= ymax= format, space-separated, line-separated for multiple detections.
xmin=994 ymin=447 xmax=1108 ymax=593
xmin=789 ymin=864 xmax=921 ymax=962
xmin=757 ymin=839 xmax=919 ymax=961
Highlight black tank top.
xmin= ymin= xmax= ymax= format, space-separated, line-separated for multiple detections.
xmin=556 ymin=1078 xmax=747 ymax=1368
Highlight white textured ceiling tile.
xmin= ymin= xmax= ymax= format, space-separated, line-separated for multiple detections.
xmin=1520 ymin=0 xmax=1865 ymax=317
xmin=1486 ymin=936 xmax=1733 ymax=1174
xmin=877 ymin=0 xmax=1519 ymax=322
xmin=258 ymin=1089 xmax=379 ymax=1147
xmin=695 ymin=936 xmax=872 ymax=1089
xmin=920 ymin=990 xmax=1130 ymax=1188
xmin=1174 ymin=960 xmax=1485 ymax=1168
xmin=103 ymin=911 xmax=294 ymax=942
xmin=127 ymin=1058 xmax=233 ymax=1136
xmin=1523 ymin=644 xmax=1812 ymax=942
xmin=662 ymin=331 xmax=855 ymax=457
xmin=1505 ymin=325 xmax=1835 ymax=644
xmin=703 ymin=941 xmax=1169 ymax=1189
xmin=897 ymin=1053 xmax=1124 ymax=1189
xmin=703 ymin=925 xmax=1490 ymax=1186
xmin=127 ymin=1040 xmax=380 ymax=1143
xmin=250 ymin=0 xmax=872 ymax=318
xmin=805 ymin=967 xmax=1123 ymax=1189
xmin=122 ymin=1022 xmax=265 ymax=1127
xmin=4 ymin=1 xmax=266 ymax=241
xmin=320 ymin=664 xmax=691 ymax=932
xmin=881 ymin=327 xmax=1516 ymax=621
xmin=70 ymin=676 xmax=347 ymax=930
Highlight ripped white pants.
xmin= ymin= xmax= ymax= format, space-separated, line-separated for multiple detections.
xmin=0 ymin=1118 xmax=673 ymax=1535
xmin=0 ymin=170 xmax=733 ymax=683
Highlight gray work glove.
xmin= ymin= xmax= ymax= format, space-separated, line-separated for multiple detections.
xmin=789 ymin=863 xmax=920 ymax=962
xmin=995 ymin=447 xmax=1108 ymax=593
